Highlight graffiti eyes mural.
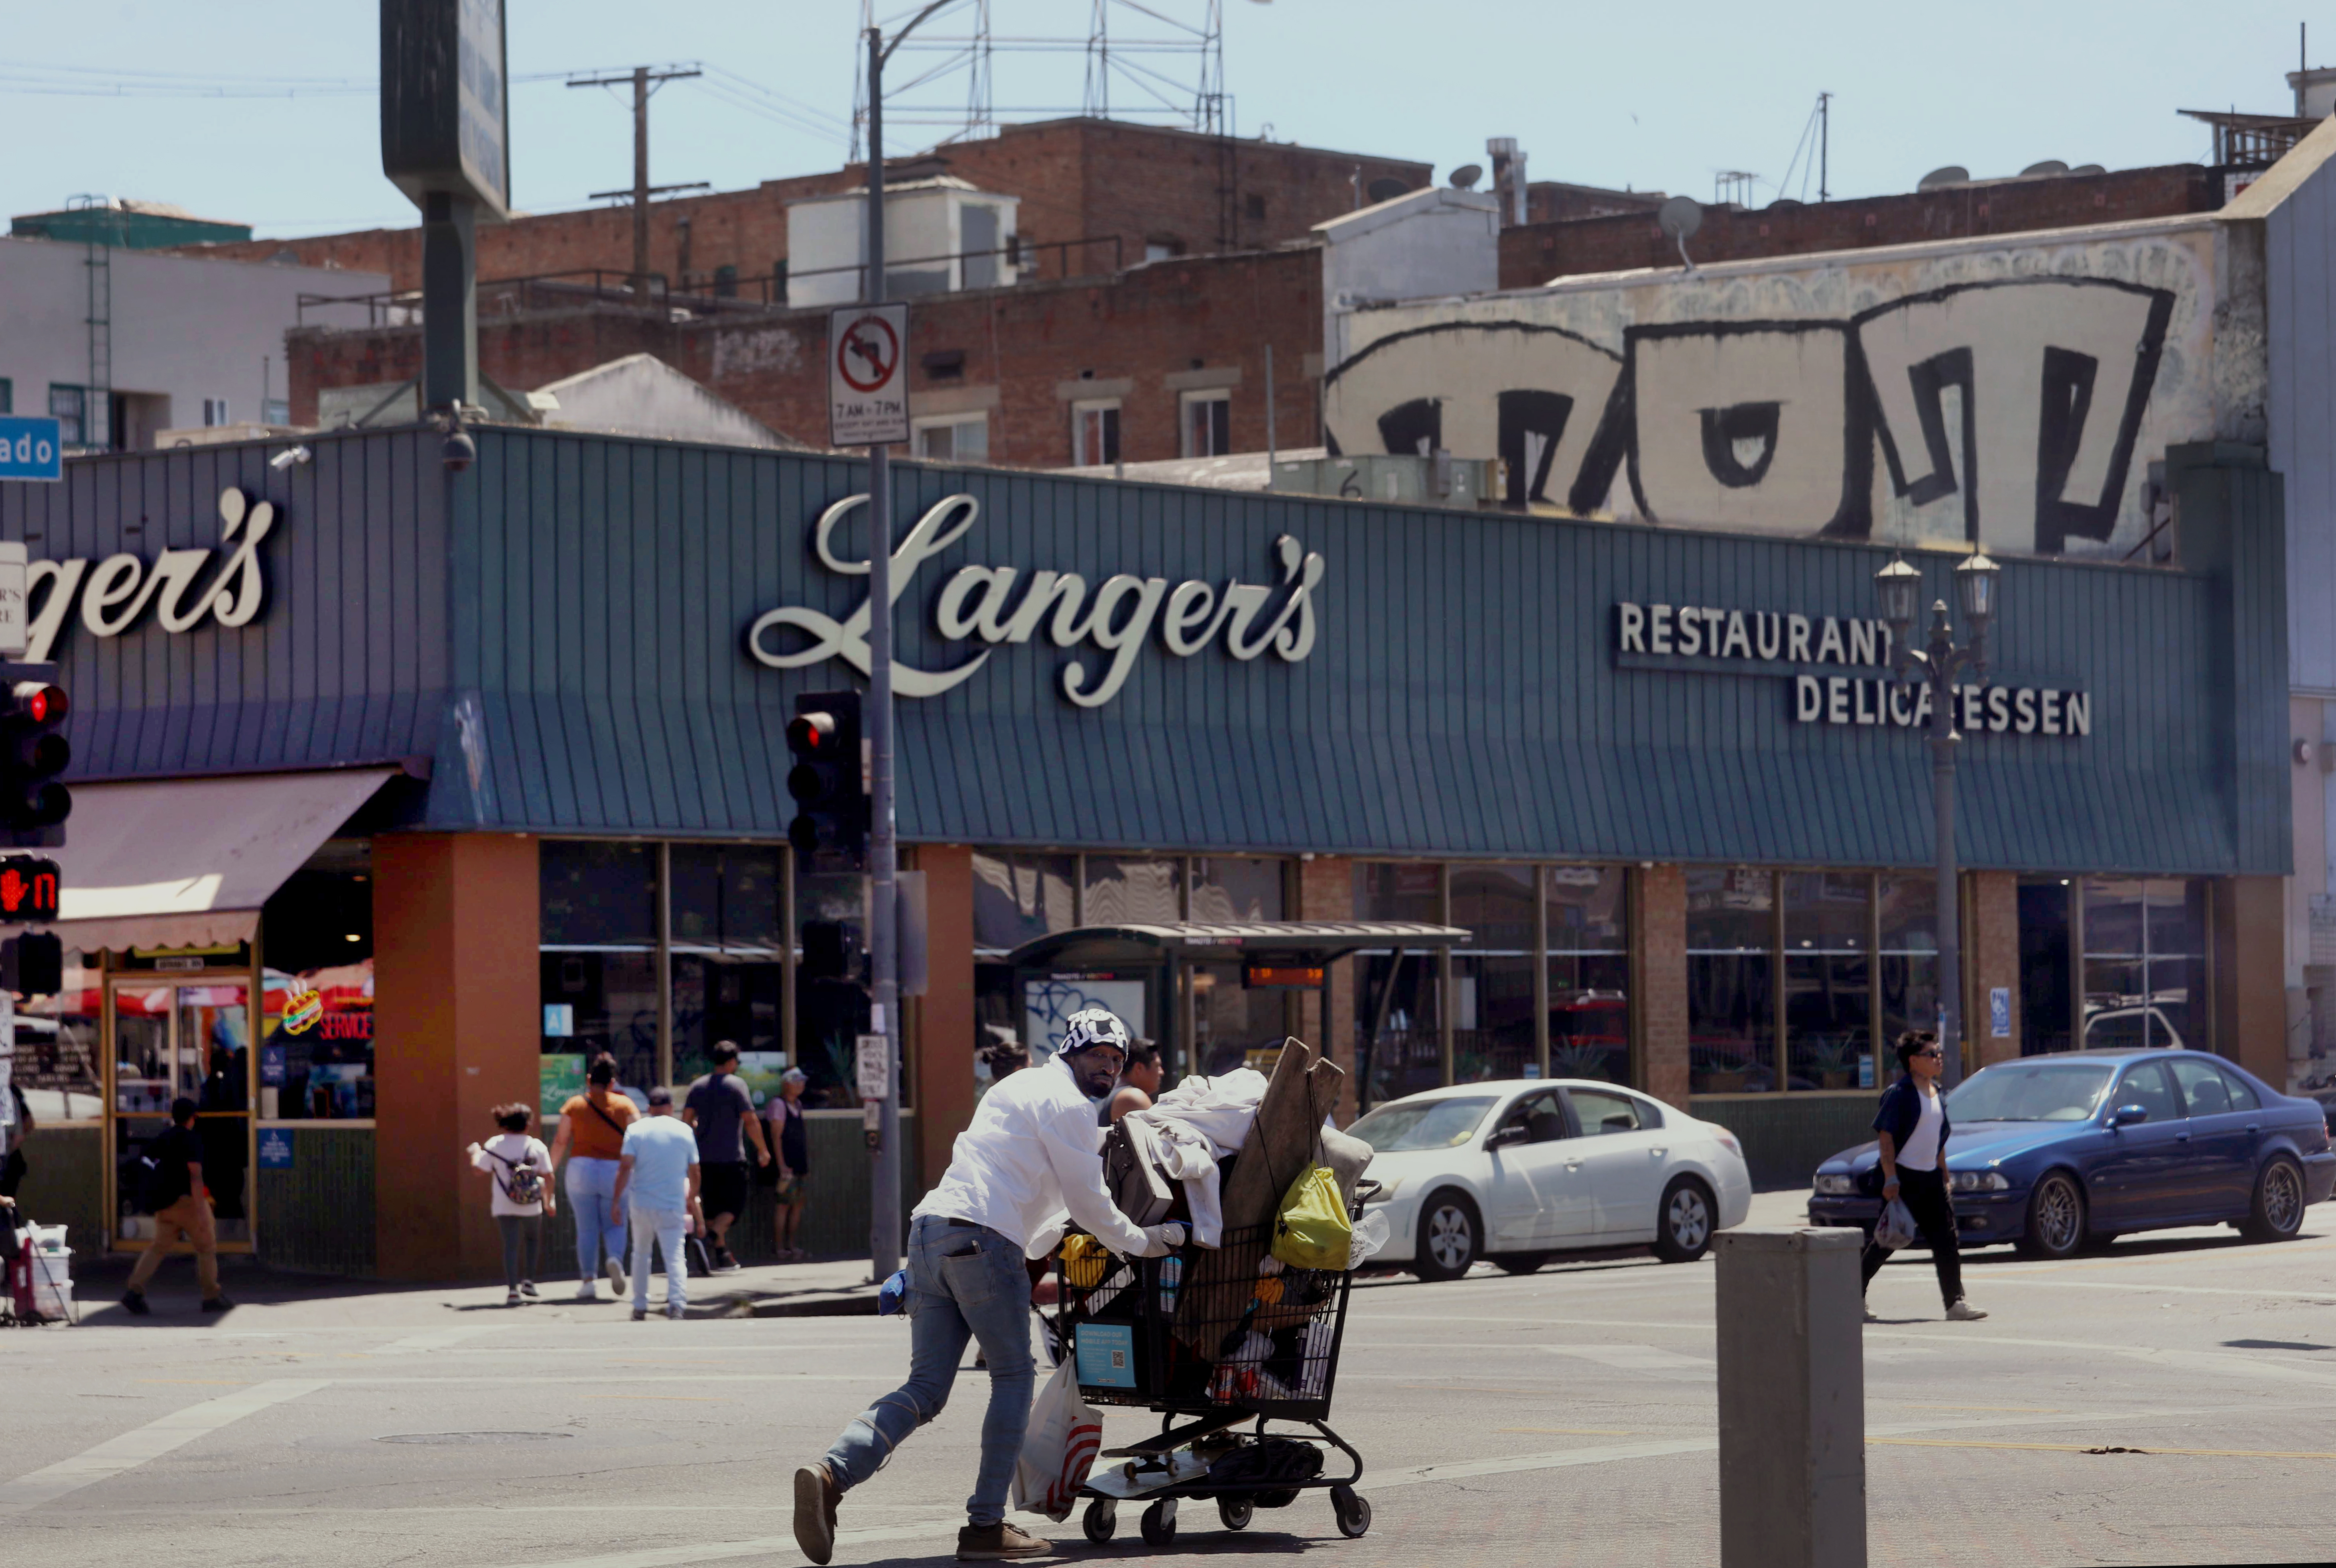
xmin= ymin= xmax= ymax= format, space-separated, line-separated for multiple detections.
xmin=1323 ymin=273 xmax=2184 ymax=560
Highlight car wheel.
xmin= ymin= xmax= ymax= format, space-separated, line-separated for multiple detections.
xmin=2015 ymin=1171 xmax=2086 ymax=1259
xmin=1492 ymin=1252 xmax=1549 ymax=1276
xmin=2240 ymin=1155 xmax=2307 ymax=1243
xmin=1412 ymin=1190 xmax=1481 ymax=1282
xmin=1653 ymin=1176 xmax=1716 ymax=1263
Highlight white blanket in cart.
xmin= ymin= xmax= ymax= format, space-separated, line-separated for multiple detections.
xmin=1123 ymin=1069 xmax=1268 ymax=1248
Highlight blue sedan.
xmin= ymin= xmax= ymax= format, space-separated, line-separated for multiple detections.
xmin=1808 ymin=1050 xmax=2336 ymax=1259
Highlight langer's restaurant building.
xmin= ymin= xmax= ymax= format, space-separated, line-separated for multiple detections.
xmin=0 ymin=421 xmax=2288 ymax=1279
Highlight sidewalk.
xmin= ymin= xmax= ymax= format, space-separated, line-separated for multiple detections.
xmin=681 ymin=1254 xmax=880 ymax=1318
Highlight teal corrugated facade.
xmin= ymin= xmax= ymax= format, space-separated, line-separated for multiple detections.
xmin=1 ymin=426 xmax=2288 ymax=876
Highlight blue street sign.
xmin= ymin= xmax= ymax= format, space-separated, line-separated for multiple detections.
xmin=0 ymin=418 xmax=62 ymax=482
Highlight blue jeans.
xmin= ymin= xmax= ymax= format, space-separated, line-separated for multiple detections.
xmin=566 ymin=1158 xmax=625 ymax=1283
xmin=823 ymin=1214 xmax=1035 ymax=1527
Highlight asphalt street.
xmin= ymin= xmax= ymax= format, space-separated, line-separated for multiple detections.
xmin=9 ymin=1190 xmax=2336 ymax=1568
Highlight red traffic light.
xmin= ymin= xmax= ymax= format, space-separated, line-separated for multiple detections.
xmin=787 ymin=712 xmax=838 ymax=754
xmin=12 ymin=683 xmax=65 ymax=725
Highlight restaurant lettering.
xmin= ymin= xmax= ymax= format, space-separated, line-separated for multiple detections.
xmin=748 ymin=492 xmax=1326 ymax=707
xmin=22 ymin=486 xmax=274 ymax=661
xmin=1615 ymin=600 xmax=2089 ymax=737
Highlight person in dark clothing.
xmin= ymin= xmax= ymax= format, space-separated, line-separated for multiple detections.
xmin=1860 ymin=1032 xmax=1987 ymax=1323
xmin=1 ymin=1082 xmax=32 ymax=1199
xmin=122 ymin=1097 xmax=233 ymax=1315
xmin=682 ymin=1040 xmax=769 ymax=1272
xmin=761 ymin=1066 xmax=813 ymax=1260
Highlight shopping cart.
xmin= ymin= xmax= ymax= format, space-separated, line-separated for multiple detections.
xmin=1052 ymin=1181 xmax=1377 ymax=1548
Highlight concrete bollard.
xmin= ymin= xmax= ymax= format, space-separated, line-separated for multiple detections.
xmin=1714 ymin=1227 xmax=1866 ymax=1568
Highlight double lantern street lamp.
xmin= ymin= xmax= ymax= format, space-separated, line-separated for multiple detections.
xmin=1874 ymin=549 xmax=2003 ymax=1091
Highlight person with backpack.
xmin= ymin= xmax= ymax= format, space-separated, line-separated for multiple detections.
xmin=469 ymin=1103 xmax=555 ymax=1306
xmin=547 ymin=1053 xmax=639 ymax=1301
xmin=120 ymin=1097 xmax=231 ymax=1316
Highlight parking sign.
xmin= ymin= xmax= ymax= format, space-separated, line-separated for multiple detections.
xmin=829 ymin=304 xmax=910 ymax=447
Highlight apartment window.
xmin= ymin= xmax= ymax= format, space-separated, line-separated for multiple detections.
xmin=0 ymin=378 xmax=12 ymax=414
xmin=1071 ymin=399 xmax=1120 ymax=466
xmin=1144 ymin=237 xmax=1184 ymax=263
xmin=48 ymin=384 xmax=88 ymax=446
xmin=1245 ymin=193 xmax=1267 ymax=221
xmin=1180 ymin=389 xmax=1230 ymax=457
xmin=713 ymin=263 xmax=739 ymax=298
xmin=203 ymin=397 xmax=232 ymax=427
xmin=912 ymin=414 xmax=989 ymax=463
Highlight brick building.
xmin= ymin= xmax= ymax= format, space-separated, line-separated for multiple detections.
xmin=188 ymin=117 xmax=1432 ymax=301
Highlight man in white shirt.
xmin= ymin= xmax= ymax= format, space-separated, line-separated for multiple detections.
xmin=794 ymin=1008 xmax=1183 ymax=1564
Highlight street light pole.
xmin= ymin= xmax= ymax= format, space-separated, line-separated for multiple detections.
xmin=1877 ymin=552 xmax=2001 ymax=1091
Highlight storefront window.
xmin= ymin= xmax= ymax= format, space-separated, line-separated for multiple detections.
xmin=670 ymin=844 xmax=785 ymax=1096
xmin=1190 ymin=962 xmax=1288 ymax=1076
xmin=2081 ymin=877 xmax=2209 ymax=1049
xmin=1689 ymin=868 xmax=1775 ymax=1093
xmin=1785 ymin=872 xmax=1870 ymax=1091
xmin=1355 ymin=863 xmax=1442 ymax=1105
xmin=796 ymin=870 xmax=871 ymax=1107
xmin=541 ymin=841 xmax=659 ymax=1112
xmin=2017 ymin=877 xmax=2074 ymax=1055
xmin=260 ymin=844 xmax=375 ymax=1120
xmin=1190 ymin=857 xmax=1284 ymax=923
xmin=1547 ymin=866 xmax=1629 ymax=1084
xmin=1452 ymin=864 xmax=1534 ymax=1082
xmin=1084 ymin=856 xmax=1182 ymax=924
xmin=15 ymin=953 xmax=100 ymax=1123
xmin=1878 ymin=874 xmax=1939 ymax=1062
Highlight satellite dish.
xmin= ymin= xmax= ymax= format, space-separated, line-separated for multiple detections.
xmin=2070 ymin=163 xmax=2106 ymax=177
xmin=1916 ymin=165 xmax=1970 ymax=191
xmin=1450 ymin=163 xmax=1484 ymax=190
xmin=1367 ymin=177 xmax=1411 ymax=204
xmin=1656 ymin=195 xmax=1703 ymax=239
xmin=2019 ymin=159 xmax=2070 ymax=177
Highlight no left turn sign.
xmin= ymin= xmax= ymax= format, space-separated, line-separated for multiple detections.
xmin=829 ymin=303 xmax=910 ymax=447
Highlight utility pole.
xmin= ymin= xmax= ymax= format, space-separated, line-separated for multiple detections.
xmin=569 ymin=64 xmax=707 ymax=305
xmin=865 ymin=21 xmax=903 ymax=1282
xmin=1818 ymin=91 xmax=1832 ymax=203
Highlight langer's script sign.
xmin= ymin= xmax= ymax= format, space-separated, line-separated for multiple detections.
xmin=746 ymin=493 xmax=1326 ymax=707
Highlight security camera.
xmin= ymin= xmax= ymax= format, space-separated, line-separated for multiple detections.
xmin=269 ymin=445 xmax=311 ymax=470
xmin=442 ymin=427 xmax=477 ymax=472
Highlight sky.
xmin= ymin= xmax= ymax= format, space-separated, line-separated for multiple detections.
xmin=0 ymin=2 xmax=2319 ymax=239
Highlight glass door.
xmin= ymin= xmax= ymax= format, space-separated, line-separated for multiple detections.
xmin=110 ymin=980 xmax=255 ymax=1251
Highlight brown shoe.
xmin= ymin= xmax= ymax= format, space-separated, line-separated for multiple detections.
xmin=957 ymin=1521 xmax=1050 ymax=1560
xmin=793 ymin=1463 xmax=839 ymax=1564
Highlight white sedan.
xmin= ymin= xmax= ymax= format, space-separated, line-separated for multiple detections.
xmin=1348 ymin=1079 xmax=1753 ymax=1280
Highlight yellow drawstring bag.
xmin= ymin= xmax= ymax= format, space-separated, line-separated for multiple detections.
xmin=1270 ymin=1164 xmax=1351 ymax=1272
xmin=1060 ymin=1233 xmax=1110 ymax=1289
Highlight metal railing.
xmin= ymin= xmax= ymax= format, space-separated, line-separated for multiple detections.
xmin=293 ymin=234 xmax=1132 ymax=330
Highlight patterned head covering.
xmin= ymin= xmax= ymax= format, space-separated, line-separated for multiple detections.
xmin=1059 ymin=1007 xmax=1131 ymax=1057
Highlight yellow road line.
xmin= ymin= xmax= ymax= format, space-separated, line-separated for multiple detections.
xmin=1873 ymin=1438 xmax=2336 ymax=1459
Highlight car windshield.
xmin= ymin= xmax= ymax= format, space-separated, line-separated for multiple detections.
xmin=1944 ymin=1061 xmax=2117 ymax=1122
xmin=1348 ymin=1096 xmax=1499 ymax=1152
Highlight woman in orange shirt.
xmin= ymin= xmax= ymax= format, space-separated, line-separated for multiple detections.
xmin=546 ymin=1053 xmax=639 ymax=1302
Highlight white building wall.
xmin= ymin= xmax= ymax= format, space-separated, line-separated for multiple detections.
xmin=0 ymin=237 xmax=384 ymax=446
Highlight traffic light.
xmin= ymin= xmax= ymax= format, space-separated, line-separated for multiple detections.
xmin=0 ymin=672 xmax=69 ymax=849
xmin=2 ymin=931 xmax=61 ymax=996
xmin=786 ymin=690 xmax=866 ymax=865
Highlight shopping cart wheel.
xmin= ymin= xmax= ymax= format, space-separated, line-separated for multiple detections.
xmin=1081 ymin=1499 xmax=1117 ymax=1544
xmin=1330 ymin=1485 xmax=1371 ymax=1538
xmin=1140 ymin=1499 xmax=1178 ymax=1546
xmin=1217 ymin=1496 xmax=1254 ymax=1531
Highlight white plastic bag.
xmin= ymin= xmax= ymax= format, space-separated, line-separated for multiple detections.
xmin=1347 ymin=1207 xmax=1391 ymax=1268
xmin=1873 ymin=1196 xmax=1918 ymax=1249
xmin=1012 ymin=1358 xmax=1102 ymax=1520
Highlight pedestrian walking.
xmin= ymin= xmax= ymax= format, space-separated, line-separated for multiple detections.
xmin=792 ymin=1007 xmax=1186 ymax=1564
xmin=1105 ymin=1037 xmax=1164 ymax=1121
xmin=469 ymin=1103 xmax=554 ymax=1306
xmin=120 ymin=1097 xmax=232 ymax=1315
xmin=760 ymin=1066 xmax=812 ymax=1261
xmin=682 ymin=1040 xmax=769 ymax=1271
xmin=1 ymin=1080 xmax=32 ymax=1199
xmin=547 ymin=1053 xmax=637 ymax=1301
xmin=1862 ymin=1031 xmax=1988 ymax=1323
xmin=613 ymin=1085 xmax=702 ymax=1322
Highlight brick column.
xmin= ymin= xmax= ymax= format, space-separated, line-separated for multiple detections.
xmin=1635 ymin=865 xmax=1689 ymax=1110
xmin=915 ymin=845 xmax=977 ymax=1190
xmin=2216 ymin=876 xmax=2288 ymax=1088
xmin=373 ymin=832 xmax=540 ymax=1281
xmin=1294 ymin=856 xmax=1358 ymax=1123
xmin=1966 ymin=871 xmax=2022 ymax=1068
